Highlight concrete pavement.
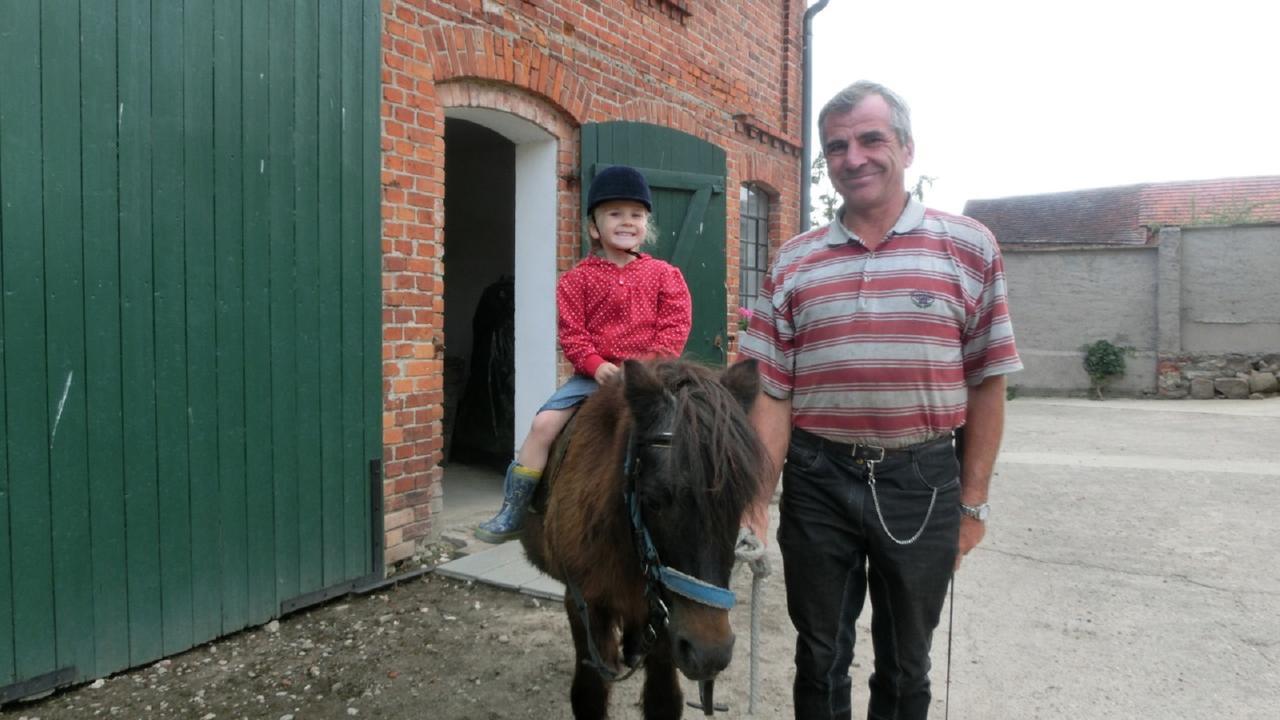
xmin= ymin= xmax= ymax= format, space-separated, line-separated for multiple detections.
xmin=950 ymin=396 xmax=1279 ymax=718
xmin=435 ymin=396 xmax=1280 ymax=718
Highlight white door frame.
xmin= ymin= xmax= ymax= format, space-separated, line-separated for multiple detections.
xmin=443 ymin=107 xmax=557 ymax=455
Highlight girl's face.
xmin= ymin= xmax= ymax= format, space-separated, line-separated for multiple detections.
xmin=589 ymin=200 xmax=649 ymax=261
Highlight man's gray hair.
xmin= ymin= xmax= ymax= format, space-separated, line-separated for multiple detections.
xmin=817 ymin=80 xmax=913 ymax=148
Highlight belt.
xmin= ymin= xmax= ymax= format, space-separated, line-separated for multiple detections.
xmin=791 ymin=427 xmax=954 ymax=463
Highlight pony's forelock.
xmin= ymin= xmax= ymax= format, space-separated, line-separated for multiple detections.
xmin=657 ymin=362 xmax=763 ymax=540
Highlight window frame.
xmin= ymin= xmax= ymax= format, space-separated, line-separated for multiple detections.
xmin=738 ymin=183 xmax=771 ymax=311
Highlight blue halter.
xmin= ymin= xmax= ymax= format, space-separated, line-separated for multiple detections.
xmin=623 ymin=428 xmax=737 ymax=611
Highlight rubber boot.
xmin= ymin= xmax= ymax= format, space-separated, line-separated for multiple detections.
xmin=474 ymin=462 xmax=540 ymax=543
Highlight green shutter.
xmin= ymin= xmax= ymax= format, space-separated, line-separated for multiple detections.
xmin=0 ymin=0 xmax=382 ymax=698
xmin=581 ymin=122 xmax=728 ymax=364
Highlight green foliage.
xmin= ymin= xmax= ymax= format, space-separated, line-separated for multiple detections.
xmin=1082 ymin=339 xmax=1130 ymax=400
xmin=809 ymin=155 xmax=840 ymax=227
xmin=1185 ymin=196 xmax=1277 ymax=227
xmin=911 ymin=175 xmax=937 ymax=201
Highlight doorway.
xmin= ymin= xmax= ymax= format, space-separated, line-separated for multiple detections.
xmin=440 ymin=108 xmax=558 ymax=527
xmin=442 ymin=119 xmax=515 ymax=468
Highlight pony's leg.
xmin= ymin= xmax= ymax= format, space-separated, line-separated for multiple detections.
xmin=641 ymin=639 xmax=684 ymax=720
xmin=565 ymin=597 xmax=616 ymax=719
xmin=621 ymin=623 xmax=644 ymax=669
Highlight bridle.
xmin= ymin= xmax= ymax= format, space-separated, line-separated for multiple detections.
xmin=567 ymin=421 xmax=737 ymax=681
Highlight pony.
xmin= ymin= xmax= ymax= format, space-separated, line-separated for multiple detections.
xmin=520 ymin=358 xmax=764 ymax=719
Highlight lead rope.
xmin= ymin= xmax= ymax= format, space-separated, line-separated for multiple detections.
xmin=734 ymin=528 xmax=770 ymax=715
xmin=945 ymin=572 xmax=955 ymax=720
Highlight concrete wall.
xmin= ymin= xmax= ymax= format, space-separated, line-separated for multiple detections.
xmin=1003 ymin=246 xmax=1158 ymax=395
xmin=1001 ymin=223 xmax=1280 ymax=397
xmin=1180 ymin=226 xmax=1280 ymax=352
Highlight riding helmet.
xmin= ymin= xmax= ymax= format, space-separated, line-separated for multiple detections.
xmin=586 ymin=165 xmax=652 ymax=215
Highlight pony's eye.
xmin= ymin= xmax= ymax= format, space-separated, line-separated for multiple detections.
xmin=642 ymin=486 xmax=675 ymax=509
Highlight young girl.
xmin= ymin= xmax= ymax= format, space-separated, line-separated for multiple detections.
xmin=475 ymin=165 xmax=693 ymax=543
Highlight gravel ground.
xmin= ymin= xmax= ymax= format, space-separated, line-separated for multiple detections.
xmin=4 ymin=540 xmax=799 ymax=720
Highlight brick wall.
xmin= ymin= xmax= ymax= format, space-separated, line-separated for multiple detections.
xmin=379 ymin=0 xmax=805 ymax=567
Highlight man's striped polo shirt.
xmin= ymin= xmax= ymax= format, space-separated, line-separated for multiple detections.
xmin=739 ymin=197 xmax=1022 ymax=448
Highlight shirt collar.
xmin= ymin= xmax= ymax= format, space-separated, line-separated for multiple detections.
xmin=825 ymin=196 xmax=927 ymax=247
xmin=586 ymin=251 xmax=649 ymax=266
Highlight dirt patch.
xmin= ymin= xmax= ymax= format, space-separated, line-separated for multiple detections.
xmin=6 ymin=541 xmax=800 ymax=719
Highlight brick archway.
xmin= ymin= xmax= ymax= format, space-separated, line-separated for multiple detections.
xmin=617 ymin=99 xmax=703 ymax=138
xmin=427 ymin=26 xmax=594 ymax=122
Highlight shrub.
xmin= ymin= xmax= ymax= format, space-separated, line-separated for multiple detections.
xmin=1083 ymin=339 xmax=1129 ymax=400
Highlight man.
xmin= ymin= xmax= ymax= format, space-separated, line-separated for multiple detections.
xmin=739 ymin=81 xmax=1021 ymax=720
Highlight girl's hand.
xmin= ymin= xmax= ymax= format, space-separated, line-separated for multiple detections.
xmin=593 ymin=362 xmax=621 ymax=383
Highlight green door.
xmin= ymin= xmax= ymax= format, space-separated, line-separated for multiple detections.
xmin=580 ymin=123 xmax=728 ymax=364
xmin=0 ymin=0 xmax=382 ymax=700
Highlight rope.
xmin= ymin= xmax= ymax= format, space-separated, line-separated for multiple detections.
xmin=735 ymin=528 xmax=770 ymax=715
xmin=945 ymin=572 xmax=955 ymax=720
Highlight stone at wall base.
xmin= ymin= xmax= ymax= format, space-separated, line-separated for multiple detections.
xmin=1214 ymin=377 xmax=1250 ymax=399
xmin=1248 ymin=371 xmax=1279 ymax=394
xmin=1189 ymin=377 xmax=1216 ymax=399
xmin=1250 ymin=393 xmax=1266 ymax=400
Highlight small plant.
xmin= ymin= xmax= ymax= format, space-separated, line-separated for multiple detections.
xmin=737 ymin=306 xmax=754 ymax=331
xmin=1083 ymin=339 xmax=1130 ymax=400
xmin=808 ymin=155 xmax=840 ymax=227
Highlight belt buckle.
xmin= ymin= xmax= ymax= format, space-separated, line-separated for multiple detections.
xmin=854 ymin=444 xmax=885 ymax=463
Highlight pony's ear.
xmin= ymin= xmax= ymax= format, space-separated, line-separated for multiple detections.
xmin=720 ymin=359 xmax=761 ymax=412
xmin=623 ymin=359 xmax=664 ymax=414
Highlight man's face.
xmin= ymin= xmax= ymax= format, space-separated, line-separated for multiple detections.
xmin=821 ymin=94 xmax=914 ymax=217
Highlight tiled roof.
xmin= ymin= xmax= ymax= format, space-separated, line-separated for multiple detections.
xmin=963 ymin=175 xmax=1280 ymax=246
xmin=964 ymin=185 xmax=1145 ymax=245
xmin=1137 ymin=176 xmax=1280 ymax=227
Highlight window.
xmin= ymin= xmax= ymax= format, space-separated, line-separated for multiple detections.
xmin=739 ymin=184 xmax=770 ymax=310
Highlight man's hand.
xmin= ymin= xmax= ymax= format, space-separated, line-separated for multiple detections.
xmin=955 ymin=516 xmax=986 ymax=570
xmin=593 ymin=362 xmax=621 ymax=383
xmin=743 ymin=500 xmax=771 ymax=548
xmin=955 ymin=374 xmax=1004 ymax=570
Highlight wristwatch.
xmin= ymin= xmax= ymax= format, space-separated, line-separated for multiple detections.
xmin=959 ymin=502 xmax=990 ymax=522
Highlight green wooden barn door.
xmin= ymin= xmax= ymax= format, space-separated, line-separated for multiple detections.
xmin=580 ymin=123 xmax=728 ymax=364
xmin=0 ymin=0 xmax=382 ymax=700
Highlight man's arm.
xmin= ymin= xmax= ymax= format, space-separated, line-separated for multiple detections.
xmin=745 ymin=391 xmax=791 ymax=545
xmin=956 ymin=373 xmax=1006 ymax=568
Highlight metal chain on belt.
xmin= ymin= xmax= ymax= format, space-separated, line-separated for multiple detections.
xmin=865 ymin=460 xmax=937 ymax=545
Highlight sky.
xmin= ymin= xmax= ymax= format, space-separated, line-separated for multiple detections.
xmin=808 ymin=0 xmax=1280 ymax=214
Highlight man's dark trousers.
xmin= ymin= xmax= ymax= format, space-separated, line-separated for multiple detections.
xmin=778 ymin=428 xmax=961 ymax=720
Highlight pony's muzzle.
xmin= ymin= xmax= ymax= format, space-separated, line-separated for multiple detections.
xmin=672 ymin=617 xmax=735 ymax=681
